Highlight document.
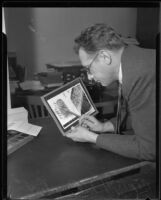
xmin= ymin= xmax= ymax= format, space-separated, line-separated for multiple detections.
xmin=8 ymin=120 xmax=42 ymax=136
xmin=8 ymin=107 xmax=28 ymax=124
xmin=8 ymin=107 xmax=42 ymax=136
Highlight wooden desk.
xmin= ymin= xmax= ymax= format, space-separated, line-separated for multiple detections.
xmin=8 ymin=118 xmax=149 ymax=200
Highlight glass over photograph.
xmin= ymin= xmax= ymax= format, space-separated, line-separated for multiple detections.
xmin=47 ymin=83 xmax=95 ymax=129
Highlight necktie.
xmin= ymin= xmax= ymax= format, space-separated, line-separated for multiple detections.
xmin=115 ymin=82 xmax=122 ymax=134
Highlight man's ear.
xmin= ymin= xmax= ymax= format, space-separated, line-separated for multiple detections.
xmin=99 ymin=50 xmax=112 ymax=65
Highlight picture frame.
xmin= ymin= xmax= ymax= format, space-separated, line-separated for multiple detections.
xmin=41 ymin=78 xmax=98 ymax=135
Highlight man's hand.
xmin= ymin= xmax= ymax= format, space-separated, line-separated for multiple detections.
xmin=79 ymin=115 xmax=104 ymax=132
xmin=80 ymin=115 xmax=114 ymax=133
xmin=66 ymin=126 xmax=98 ymax=143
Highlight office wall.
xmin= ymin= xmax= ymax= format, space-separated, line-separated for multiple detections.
xmin=5 ymin=8 xmax=137 ymax=79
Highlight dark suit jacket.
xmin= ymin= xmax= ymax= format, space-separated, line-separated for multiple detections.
xmin=96 ymin=45 xmax=156 ymax=161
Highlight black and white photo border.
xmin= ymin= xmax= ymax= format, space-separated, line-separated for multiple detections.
xmin=41 ymin=78 xmax=98 ymax=135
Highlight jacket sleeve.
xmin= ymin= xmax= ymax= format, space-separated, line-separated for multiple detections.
xmin=96 ymin=72 xmax=156 ymax=161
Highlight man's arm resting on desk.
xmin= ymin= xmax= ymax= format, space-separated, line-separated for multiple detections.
xmin=96 ymin=117 xmax=155 ymax=161
xmin=67 ymin=114 xmax=155 ymax=161
xmin=66 ymin=119 xmax=114 ymax=144
xmin=67 ymin=124 xmax=155 ymax=161
xmin=96 ymin=133 xmax=155 ymax=161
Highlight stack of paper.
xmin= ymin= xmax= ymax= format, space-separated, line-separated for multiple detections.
xmin=8 ymin=107 xmax=42 ymax=136
xmin=8 ymin=120 xmax=42 ymax=137
xmin=8 ymin=107 xmax=28 ymax=125
xmin=7 ymin=107 xmax=42 ymax=155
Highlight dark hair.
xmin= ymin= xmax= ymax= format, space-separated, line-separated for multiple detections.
xmin=74 ymin=23 xmax=129 ymax=54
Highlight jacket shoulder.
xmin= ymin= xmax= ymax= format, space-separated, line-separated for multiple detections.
xmin=121 ymin=45 xmax=155 ymax=98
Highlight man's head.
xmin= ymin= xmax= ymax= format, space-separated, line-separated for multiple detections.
xmin=74 ymin=23 xmax=126 ymax=86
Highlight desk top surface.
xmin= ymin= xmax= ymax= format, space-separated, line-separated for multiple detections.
xmin=8 ymin=117 xmax=146 ymax=199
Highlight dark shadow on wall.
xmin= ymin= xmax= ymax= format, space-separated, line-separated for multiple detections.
xmin=5 ymin=7 xmax=37 ymax=80
xmin=136 ymin=7 xmax=160 ymax=49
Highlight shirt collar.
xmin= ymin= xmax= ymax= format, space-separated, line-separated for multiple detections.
xmin=118 ymin=63 xmax=122 ymax=84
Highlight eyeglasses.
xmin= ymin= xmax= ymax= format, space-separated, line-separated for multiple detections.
xmin=84 ymin=52 xmax=99 ymax=75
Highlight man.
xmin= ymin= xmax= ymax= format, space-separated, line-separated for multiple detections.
xmin=66 ymin=24 xmax=156 ymax=161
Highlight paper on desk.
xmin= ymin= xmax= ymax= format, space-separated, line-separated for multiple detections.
xmin=8 ymin=120 xmax=42 ymax=136
xmin=8 ymin=107 xmax=28 ymax=125
xmin=19 ymin=80 xmax=45 ymax=91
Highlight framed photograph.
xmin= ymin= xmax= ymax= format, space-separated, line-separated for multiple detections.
xmin=41 ymin=78 xmax=98 ymax=135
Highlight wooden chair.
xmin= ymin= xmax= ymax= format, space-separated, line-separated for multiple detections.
xmin=26 ymin=95 xmax=50 ymax=119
